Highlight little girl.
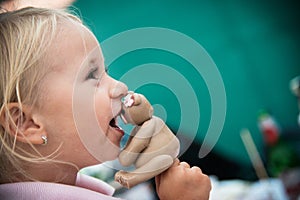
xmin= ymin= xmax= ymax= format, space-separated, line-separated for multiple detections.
xmin=0 ymin=7 xmax=211 ymax=200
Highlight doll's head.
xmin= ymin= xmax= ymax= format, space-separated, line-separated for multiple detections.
xmin=120 ymin=92 xmax=153 ymax=126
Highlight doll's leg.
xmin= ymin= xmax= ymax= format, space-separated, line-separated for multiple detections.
xmin=115 ymin=155 xmax=173 ymax=188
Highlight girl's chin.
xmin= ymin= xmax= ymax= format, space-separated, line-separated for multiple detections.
xmin=98 ymin=145 xmax=120 ymax=162
xmin=108 ymin=126 xmax=124 ymax=146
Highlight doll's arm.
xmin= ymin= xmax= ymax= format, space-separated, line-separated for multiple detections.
xmin=118 ymin=136 xmax=150 ymax=167
xmin=118 ymin=119 xmax=156 ymax=166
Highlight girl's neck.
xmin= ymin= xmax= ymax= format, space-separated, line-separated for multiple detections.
xmin=24 ymin=162 xmax=79 ymax=185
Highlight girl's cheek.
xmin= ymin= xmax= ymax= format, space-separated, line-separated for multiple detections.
xmin=96 ymin=80 xmax=101 ymax=88
xmin=97 ymin=72 xmax=110 ymax=88
xmin=93 ymin=90 xmax=108 ymax=117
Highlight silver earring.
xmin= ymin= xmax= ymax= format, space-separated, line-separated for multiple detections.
xmin=41 ymin=135 xmax=48 ymax=145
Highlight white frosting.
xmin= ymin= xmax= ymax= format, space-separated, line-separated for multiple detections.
xmin=123 ymin=93 xmax=134 ymax=107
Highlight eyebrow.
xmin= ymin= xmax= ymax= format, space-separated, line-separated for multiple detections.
xmin=81 ymin=47 xmax=105 ymax=73
xmin=85 ymin=57 xmax=107 ymax=75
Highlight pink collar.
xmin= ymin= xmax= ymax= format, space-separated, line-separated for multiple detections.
xmin=75 ymin=173 xmax=115 ymax=196
xmin=0 ymin=173 xmax=121 ymax=200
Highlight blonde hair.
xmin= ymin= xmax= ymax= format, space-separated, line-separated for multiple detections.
xmin=0 ymin=7 xmax=81 ymax=183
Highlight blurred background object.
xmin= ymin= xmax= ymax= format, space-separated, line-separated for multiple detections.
xmin=290 ymin=76 xmax=300 ymax=126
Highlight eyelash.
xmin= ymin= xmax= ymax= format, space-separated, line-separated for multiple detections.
xmin=86 ymin=67 xmax=99 ymax=80
xmin=86 ymin=67 xmax=109 ymax=80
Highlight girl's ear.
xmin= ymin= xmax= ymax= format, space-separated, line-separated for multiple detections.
xmin=0 ymin=103 xmax=47 ymax=145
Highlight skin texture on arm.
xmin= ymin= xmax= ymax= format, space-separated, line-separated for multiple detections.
xmin=115 ymin=92 xmax=180 ymax=188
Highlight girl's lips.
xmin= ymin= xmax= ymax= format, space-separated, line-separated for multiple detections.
xmin=109 ymin=118 xmax=124 ymax=136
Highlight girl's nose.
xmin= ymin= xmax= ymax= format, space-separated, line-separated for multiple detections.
xmin=109 ymin=80 xmax=128 ymax=99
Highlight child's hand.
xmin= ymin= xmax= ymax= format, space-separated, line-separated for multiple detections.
xmin=155 ymin=158 xmax=211 ymax=200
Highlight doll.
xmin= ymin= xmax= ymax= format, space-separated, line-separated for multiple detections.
xmin=114 ymin=92 xmax=180 ymax=188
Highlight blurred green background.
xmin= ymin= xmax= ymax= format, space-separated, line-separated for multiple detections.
xmin=74 ymin=0 xmax=300 ymax=167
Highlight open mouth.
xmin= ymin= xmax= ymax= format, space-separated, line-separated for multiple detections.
xmin=109 ymin=117 xmax=124 ymax=135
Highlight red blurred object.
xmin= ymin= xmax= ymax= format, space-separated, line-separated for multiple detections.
xmin=258 ymin=111 xmax=280 ymax=146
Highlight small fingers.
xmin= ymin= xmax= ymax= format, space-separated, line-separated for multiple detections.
xmin=190 ymin=166 xmax=202 ymax=173
xmin=179 ymin=162 xmax=190 ymax=168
